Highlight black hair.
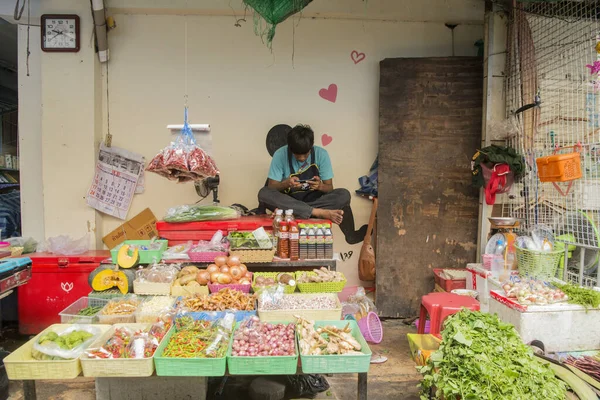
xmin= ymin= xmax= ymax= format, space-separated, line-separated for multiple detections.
xmin=288 ymin=124 xmax=314 ymax=155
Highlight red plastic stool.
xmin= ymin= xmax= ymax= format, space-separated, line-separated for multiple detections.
xmin=417 ymin=293 xmax=480 ymax=335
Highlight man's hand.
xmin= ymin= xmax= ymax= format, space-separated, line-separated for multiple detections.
xmin=288 ymin=176 xmax=301 ymax=189
xmin=308 ymin=176 xmax=322 ymax=191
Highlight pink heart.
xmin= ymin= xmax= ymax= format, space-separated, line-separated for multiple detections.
xmin=319 ymin=84 xmax=338 ymax=103
xmin=321 ymin=134 xmax=333 ymax=147
xmin=351 ymin=50 xmax=366 ymax=64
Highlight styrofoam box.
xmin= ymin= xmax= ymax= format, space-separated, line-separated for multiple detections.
xmin=489 ymin=290 xmax=600 ymax=352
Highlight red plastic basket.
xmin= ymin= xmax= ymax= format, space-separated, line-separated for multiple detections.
xmin=208 ymin=272 xmax=253 ymax=294
xmin=188 ymin=251 xmax=228 ymax=263
xmin=357 ymin=312 xmax=383 ymax=344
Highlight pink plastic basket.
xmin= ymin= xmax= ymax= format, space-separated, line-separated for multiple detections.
xmin=208 ymin=272 xmax=253 ymax=294
xmin=188 ymin=251 xmax=228 ymax=263
xmin=357 ymin=312 xmax=383 ymax=344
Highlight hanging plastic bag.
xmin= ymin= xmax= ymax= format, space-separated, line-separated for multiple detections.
xmin=146 ymin=108 xmax=219 ymax=183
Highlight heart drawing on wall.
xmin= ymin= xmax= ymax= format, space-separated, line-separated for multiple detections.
xmin=351 ymin=50 xmax=366 ymax=64
xmin=321 ymin=134 xmax=333 ymax=146
xmin=319 ymin=84 xmax=338 ymax=103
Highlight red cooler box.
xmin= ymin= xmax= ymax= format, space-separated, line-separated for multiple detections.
xmin=18 ymin=251 xmax=110 ymax=334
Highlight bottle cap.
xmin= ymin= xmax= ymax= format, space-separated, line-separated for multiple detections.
xmin=275 ymin=209 xmax=283 ymax=215
xmin=285 ymin=209 xmax=294 ymax=215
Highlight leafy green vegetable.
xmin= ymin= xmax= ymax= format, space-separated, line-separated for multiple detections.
xmin=554 ymin=282 xmax=600 ymax=310
xmin=418 ymin=309 xmax=566 ymax=400
xmin=164 ymin=205 xmax=239 ymax=223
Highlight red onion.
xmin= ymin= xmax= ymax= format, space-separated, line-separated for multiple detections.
xmin=231 ymin=319 xmax=296 ymax=358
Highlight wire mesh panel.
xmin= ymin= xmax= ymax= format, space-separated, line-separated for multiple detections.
xmin=503 ymin=0 xmax=600 ymax=286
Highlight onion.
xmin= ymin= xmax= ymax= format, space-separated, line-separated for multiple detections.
xmin=230 ymin=266 xmax=243 ymax=279
xmin=207 ymin=264 xmax=220 ymax=274
xmin=218 ymin=273 xmax=232 ymax=284
xmin=220 ymin=265 xmax=230 ymax=274
xmin=214 ymin=256 xmax=228 ymax=267
xmin=196 ymin=270 xmax=210 ymax=285
xmin=244 ymin=271 xmax=253 ymax=279
xmin=210 ymin=272 xmax=222 ymax=283
xmin=227 ymin=255 xmax=241 ymax=267
xmin=239 ymin=264 xmax=248 ymax=275
xmin=239 ymin=278 xmax=251 ymax=285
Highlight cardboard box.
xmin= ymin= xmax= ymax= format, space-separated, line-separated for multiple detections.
xmin=102 ymin=208 xmax=159 ymax=249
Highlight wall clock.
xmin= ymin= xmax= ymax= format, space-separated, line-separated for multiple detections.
xmin=41 ymin=14 xmax=80 ymax=52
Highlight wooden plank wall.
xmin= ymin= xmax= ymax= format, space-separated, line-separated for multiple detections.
xmin=376 ymin=57 xmax=483 ymax=318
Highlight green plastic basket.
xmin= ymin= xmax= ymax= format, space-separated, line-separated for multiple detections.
xmin=298 ymin=320 xmax=371 ymax=374
xmin=227 ymin=321 xmax=298 ymax=375
xmin=252 ymin=272 xmax=297 ymax=294
xmin=110 ymin=240 xmax=168 ymax=265
xmin=516 ymin=243 xmax=564 ymax=280
xmin=153 ymin=328 xmax=229 ymax=377
xmin=296 ymin=272 xmax=346 ymax=293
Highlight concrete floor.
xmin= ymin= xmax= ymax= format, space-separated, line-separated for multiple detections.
xmin=4 ymin=320 xmax=422 ymax=400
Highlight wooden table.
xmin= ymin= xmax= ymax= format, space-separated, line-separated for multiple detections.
xmin=21 ymin=371 xmax=367 ymax=400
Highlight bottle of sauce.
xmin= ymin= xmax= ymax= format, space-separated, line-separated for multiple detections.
xmin=315 ymin=224 xmax=325 ymax=259
xmin=289 ymin=221 xmax=299 ymax=261
xmin=307 ymin=225 xmax=316 ymax=259
xmin=278 ymin=221 xmax=289 ymax=259
xmin=273 ymin=209 xmax=284 ymax=250
xmin=323 ymin=223 xmax=334 ymax=259
xmin=299 ymin=224 xmax=308 ymax=260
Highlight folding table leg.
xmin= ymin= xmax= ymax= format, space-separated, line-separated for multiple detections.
xmin=358 ymin=373 xmax=368 ymax=400
xmin=23 ymin=380 xmax=36 ymax=400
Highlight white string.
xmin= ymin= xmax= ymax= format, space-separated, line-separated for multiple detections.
xmin=184 ymin=12 xmax=188 ymax=108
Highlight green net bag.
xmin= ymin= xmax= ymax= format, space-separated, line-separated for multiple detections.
xmin=243 ymin=0 xmax=313 ymax=47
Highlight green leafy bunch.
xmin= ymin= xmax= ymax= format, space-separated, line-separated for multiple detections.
xmin=418 ymin=309 xmax=566 ymax=400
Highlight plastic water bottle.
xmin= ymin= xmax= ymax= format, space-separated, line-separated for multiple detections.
xmin=299 ymin=224 xmax=308 ymax=260
xmin=315 ymin=224 xmax=325 ymax=259
xmin=307 ymin=225 xmax=316 ymax=259
xmin=493 ymin=239 xmax=506 ymax=255
xmin=323 ymin=223 xmax=333 ymax=259
xmin=491 ymin=239 xmax=506 ymax=278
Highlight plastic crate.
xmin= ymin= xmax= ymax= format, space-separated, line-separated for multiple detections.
xmin=97 ymin=296 xmax=143 ymax=325
xmin=298 ymin=320 xmax=371 ymax=374
xmin=133 ymin=280 xmax=172 ymax=296
xmin=110 ymin=240 xmax=168 ymax=264
xmin=432 ymin=269 xmax=467 ymax=292
xmin=4 ymin=324 xmax=111 ymax=380
xmin=407 ymin=333 xmax=441 ymax=366
xmin=252 ymin=272 xmax=297 ymax=294
xmin=258 ymin=293 xmax=342 ymax=322
xmin=80 ymin=323 xmax=164 ymax=377
xmin=227 ymin=321 xmax=298 ymax=375
xmin=154 ymin=328 xmax=229 ymax=377
xmin=296 ymin=271 xmax=347 ymax=293
xmin=185 ymin=310 xmax=257 ymax=323
xmin=59 ymin=297 xmax=110 ymax=324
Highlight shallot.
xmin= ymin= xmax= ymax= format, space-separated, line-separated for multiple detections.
xmin=231 ymin=316 xmax=295 ymax=357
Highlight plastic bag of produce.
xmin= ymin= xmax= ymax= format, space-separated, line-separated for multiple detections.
xmin=257 ymin=284 xmax=286 ymax=310
xmin=32 ymin=325 xmax=102 ymax=360
xmin=203 ymin=313 xmax=235 ymax=358
xmin=127 ymin=333 xmax=159 ymax=358
xmin=190 ymin=231 xmax=229 ymax=253
xmin=6 ymin=237 xmax=38 ymax=254
xmin=164 ymin=205 xmax=240 ymax=223
xmin=38 ymin=234 xmax=90 ymax=255
xmin=162 ymin=242 xmax=193 ymax=260
xmin=146 ymin=108 xmax=219 ymax=183
xmin=285 ymin=374 xmax=330 ymax=399
xmin=342 ymin=287 xmax=377 ymax=320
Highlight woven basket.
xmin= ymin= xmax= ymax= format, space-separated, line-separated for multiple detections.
xmin=296 ymin=271 xmax=346 ymax=293
xmin=516 ymin=244 xmax=564 ymax=280
xmin=9 ymin=247 xmax=23 ymax=257
xmin=252 ymin=272 xmax=297 ymax=294
xmin=258 ymin=293 xmax=342 ymax=322
xmin=229 ymin=249 xmax=275 ymax=263
xmin=188 ymin=251 xmax=228 ymax=263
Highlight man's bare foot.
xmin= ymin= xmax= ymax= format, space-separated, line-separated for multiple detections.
xmin=312 ymin=208 xmax=344 ymax=225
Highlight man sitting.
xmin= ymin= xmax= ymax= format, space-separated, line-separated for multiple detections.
xmin=258 ymin=125 xmax=366 ymax=243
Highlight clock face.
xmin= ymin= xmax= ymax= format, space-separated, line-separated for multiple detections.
xmin=41 ymin=15 xmax=79 ymax=52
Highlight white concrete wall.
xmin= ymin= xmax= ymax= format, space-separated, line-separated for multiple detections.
xmin=18 ymin=25 xmax=44 ymax=241
xmin=22 ymin=0 xmax=484 ymax=285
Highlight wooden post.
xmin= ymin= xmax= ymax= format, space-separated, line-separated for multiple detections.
xmin=357 ymin=373 xmax=367 ymax=400
xmin=23 ymin=380 xmax=36 ymax=400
